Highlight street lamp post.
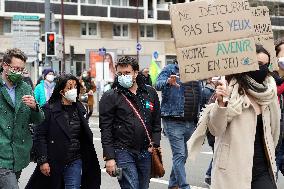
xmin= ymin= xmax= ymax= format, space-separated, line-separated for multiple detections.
xmin=136 ymin=0 xmax=139 ymax=63
xmin=44 ymin=0 xmax=51 ymax=66
xmin=61 ymin=0 xmax=66 ymax=73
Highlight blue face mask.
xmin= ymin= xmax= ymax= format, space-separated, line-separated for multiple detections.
xmin=118 ymin=75 xmax=133 ymax=89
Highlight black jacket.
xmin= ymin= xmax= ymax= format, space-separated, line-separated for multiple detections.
xmin=25 ymin=100 xmax=101 ymax=189
xmin=99 ymin=84 xmax=161 ymax=160
xmin=142 ymin=74 xmax=152 ymax=86
xmin=183 ymin=81 xmax=202 ymax=122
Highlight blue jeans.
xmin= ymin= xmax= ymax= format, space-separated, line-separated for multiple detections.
xmin=163 ymin=118 xmax=195 ymax=189
xmin=276 ymin=138 xmax=284 ymax=180
xmin=63 ymin=159 xmax=82 ymax=189
xmin=114 ymin=148 xmax=152 ymax=189
xmin=0 ymin=168 xmax=20 ymax=189
xmin=206 ymin=145 xmax=214 ymax=177
xmin=206 ymin=159 xmax=213 ymax=177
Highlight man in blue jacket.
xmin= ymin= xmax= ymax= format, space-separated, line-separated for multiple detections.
xmin=156 ymin=60 xmax=202 ymax=189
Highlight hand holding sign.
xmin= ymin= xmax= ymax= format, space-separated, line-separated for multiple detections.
xmin=216 ymin=78 xmax=228 ymax=107
xmin=167 ymin=75 xmax=180 ymax=87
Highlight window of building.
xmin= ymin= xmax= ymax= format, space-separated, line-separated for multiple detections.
xmin=81 ymin=0 xmax=96 ymax=4
xmin=88 ymin=23 xmax=97 ymax=35
xmin=81 ymin=22 xmax=98 ymax=36
xmin=129 ymin=0 xmax=143 ymax=7
xmin=113 ymin=23 xmax=129 ymax=38
xmin=81 ymin=23 xmax=87 ymax=35
xmin=111 ymin=0 xmax=120 ymax=6
xmin=140 ymin=25 xmax=155 ymax=38
xmin=166 ymin=55 xmax=177 ymax=65
xmin=102 ymin=0 xmax=110 ymax=5
xmin=52 ymin=0 xmax=78 ymax=2
xmin=121 ymin=0 xmax=127 ymax=6
xmin=102 ymin=0 xmax=128 ymax=6
xmin=4 ymin=19 xmax=12 ymax=34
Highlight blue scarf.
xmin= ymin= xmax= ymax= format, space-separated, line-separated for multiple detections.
xmin=44 ymin=80 xmax=55 ymax=101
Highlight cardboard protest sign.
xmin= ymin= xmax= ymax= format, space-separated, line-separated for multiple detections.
xmin=251 ymin=6 xmax=278 ymax=70
xmin=176 ymin=37 xmax=256 ymax=81
xmin=170 ymin=0 xmax=259 ymax=82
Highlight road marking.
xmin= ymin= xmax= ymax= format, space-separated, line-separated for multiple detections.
xmin=101 ymin=169 xmax=206 ymax=189
xmin=150 ymin=178 xmax=169 ymax=185
xmin=93 ymin=137 xmax=101 ymax=141
xmin=91 ymin=128 xmax=100 ymax=131
xmin=201 ymin=151 xmax=213 ymax=155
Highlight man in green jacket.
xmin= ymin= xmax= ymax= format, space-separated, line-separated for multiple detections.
xmin=0 ymin=48 xmax=44 ymax=189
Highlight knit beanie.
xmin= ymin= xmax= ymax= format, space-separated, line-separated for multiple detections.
xmin=42 ymin=68 xmax=54 ymax=78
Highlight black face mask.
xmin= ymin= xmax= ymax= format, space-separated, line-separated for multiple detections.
xmin=247 ymin=64 xmax=269 ymax=84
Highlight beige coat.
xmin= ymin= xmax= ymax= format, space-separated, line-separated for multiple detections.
xmin=208 ymin=94 xmax=280 ymax=189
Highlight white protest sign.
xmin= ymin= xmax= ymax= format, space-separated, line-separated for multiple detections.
xmin=251 ymin=6 xmax=278 ymax=70
xmin=170 ymin=0 xmax=259 ymax=82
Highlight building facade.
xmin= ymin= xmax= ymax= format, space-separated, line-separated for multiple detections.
xmin=250 ymin=0 xmax=284 ymax=39
xmin=0 ymin=0 xmax=283 ymax=81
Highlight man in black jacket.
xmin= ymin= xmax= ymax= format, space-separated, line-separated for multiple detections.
xmin=99 ymin=56 xmax=161 ymax=189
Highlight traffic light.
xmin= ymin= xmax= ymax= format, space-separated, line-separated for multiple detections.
xmin=45 ymin=32 xmax=56 ymax=57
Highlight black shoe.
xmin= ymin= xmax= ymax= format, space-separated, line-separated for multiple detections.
xmin=204 ymin=177 xmax=211 ymax=186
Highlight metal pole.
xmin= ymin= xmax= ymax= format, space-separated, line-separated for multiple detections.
xmin=136 ymin=0 xmax=139 ymax=63
xmin=45 ymin=0 xmax=51 ymax=66
xmin=70 ymin=45 xmax=73 ymax=75
xmin=61 ymin=0 xmax=66 ymax=73
xmin=102 ymin=54 xmax=105 ymax=81
xmin=35 ymin=41 xmax=40 ymax=80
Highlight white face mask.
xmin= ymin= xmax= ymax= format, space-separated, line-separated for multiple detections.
xmin=64 ymin=88 xmax=77 ymax=102
xmin=82 ymin=73 xmax=88 ymax=78
xmin=46 ymin=74 xmax=55 ymax=82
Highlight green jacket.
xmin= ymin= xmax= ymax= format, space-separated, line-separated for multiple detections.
xmin=0 ymin=78 xmax=44 ymax=172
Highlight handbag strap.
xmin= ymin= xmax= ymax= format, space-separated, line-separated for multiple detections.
xmin=121 ymin=93 xmax=153 ymax=145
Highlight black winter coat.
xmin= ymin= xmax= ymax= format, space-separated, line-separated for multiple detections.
xmin=99 ymin=85 xmax=161 ymax=160
xmin=25 ymin=100 xmax=101 ymax=189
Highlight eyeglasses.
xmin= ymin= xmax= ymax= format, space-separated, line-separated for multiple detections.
xmin=5 ymin=63 xmax=27 ymax=73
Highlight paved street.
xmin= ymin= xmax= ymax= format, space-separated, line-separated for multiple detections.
xmin=19 ymin=116 xmax=284 ymax=189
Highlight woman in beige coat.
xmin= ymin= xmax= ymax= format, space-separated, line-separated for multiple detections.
xmin=188 ymin=45 xmax=280 ymax=189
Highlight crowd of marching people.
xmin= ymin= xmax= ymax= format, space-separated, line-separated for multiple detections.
xmin=0 ymin=37 xmax=284 ymax=189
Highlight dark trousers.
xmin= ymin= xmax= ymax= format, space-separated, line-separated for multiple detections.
xmin=251 ymin=171 xmax=276 ymax=189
